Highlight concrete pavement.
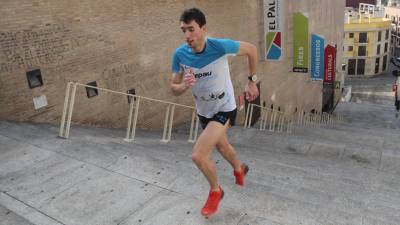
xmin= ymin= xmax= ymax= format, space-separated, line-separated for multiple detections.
xmin=0 ymin=101 xmax=400 ymax=224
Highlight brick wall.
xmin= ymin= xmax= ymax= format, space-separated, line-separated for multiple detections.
xmin=0 ymin=0 xmax=345 ymax=129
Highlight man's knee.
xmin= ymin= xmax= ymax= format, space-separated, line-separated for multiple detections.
xmin=192 ymin=152 xmax=205 ymax=165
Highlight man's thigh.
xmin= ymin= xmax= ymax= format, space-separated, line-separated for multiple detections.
xmin=193 ymin=120 xmax=230 ymax=156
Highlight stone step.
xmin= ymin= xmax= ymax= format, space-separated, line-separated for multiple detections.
xmin=2 ymin=121 xmax=400 ymax=224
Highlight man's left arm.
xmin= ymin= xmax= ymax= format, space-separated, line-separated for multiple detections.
xmin=237 ymin=41 xmax=259 ymax=102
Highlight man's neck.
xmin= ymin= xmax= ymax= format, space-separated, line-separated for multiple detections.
xmin=193 ymin=38 xmax=206 ymax=53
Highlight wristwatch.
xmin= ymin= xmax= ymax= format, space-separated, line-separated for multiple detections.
xmin=248 ymin=74 xmax=258 ymax=82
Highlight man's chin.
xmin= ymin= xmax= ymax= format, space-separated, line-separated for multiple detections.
xmin=187 ymin=42 xmax=194 ymax=47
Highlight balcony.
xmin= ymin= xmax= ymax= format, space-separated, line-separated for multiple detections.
xmin=353 ymin=50 xmax=368 ymax=57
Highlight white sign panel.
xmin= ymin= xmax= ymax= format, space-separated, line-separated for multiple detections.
xmin=264 ymin=0 xmax=284 ymax=61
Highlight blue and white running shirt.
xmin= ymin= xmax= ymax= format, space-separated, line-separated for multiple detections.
xmin=172 ymin=37 xmax=240 ymax=118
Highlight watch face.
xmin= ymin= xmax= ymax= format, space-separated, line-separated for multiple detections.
xmin=252 ymin=75 xmax=257 ymax=81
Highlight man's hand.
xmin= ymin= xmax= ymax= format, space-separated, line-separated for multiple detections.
xmin=245 ymin=81 xmax=259 ymax=102
xmin=170 ymin=68 xmax=196 ymax=96
xmin=237 ymin=41 xmax=259 ymax=102
xmin=183 ymin=68 xmax=196 ymax=88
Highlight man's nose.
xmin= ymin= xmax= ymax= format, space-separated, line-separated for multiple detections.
xmin=184 ymin=31 xmax=191 ymax=39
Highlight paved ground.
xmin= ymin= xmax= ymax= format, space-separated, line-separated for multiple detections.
xmin=0 ymin=99 xmax=400 ymax=225
xmin=345 ymin=64 xmax=398 ymax=105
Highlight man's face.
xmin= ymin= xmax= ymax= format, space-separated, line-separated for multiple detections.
xmin=180 ymin=20 xmax=206 ymax=51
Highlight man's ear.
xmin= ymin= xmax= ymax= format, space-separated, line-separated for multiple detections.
xmin=201 ymin=24 xmax=207 ymax=32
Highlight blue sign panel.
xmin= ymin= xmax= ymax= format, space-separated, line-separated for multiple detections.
xmin=311 ymin=34 xmax=324 ymax=81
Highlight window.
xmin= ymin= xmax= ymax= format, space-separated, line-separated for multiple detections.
xmin=349 ymin=33 xmax=354 ymax=38
xmin=85 ymin=81 xmax=98 ymax=98
xmin=127 ymin=88 xmax=136 ymax=104
xmin=383 ymin=55 xmax=388 ymax=71
xmin=377 ymin=44 xmax=381 ymax=55
xmin=385 ymin=43 xmax=388 ymax=53
xmin=386 ymin=29 xmax=390 ymax=40
xmin=348 ymin=46 xmax=353 ymax=51
xmin=26 ymin=69 xmax=43 ymax=89
xmin=358 ymin=46 xmax=367 ymax=56
xmin=378 ymin=31 xmax=382 ymax=42
xmin=359 ymin=33 xmax=368 ymax=43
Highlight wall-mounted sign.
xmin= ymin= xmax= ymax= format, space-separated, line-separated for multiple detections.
xmin=33 ymin=95 xmax=48 ymax=110
xmin=334 ymin=81 xmax=341 ymax=89
xmin=311 ymin=34 xmax=324 ymax=81
xmin=324 ymin=44 xmax=336 ymax=84
xmin=264 ymin=0 xmax=284 ymax=61
xmin=293 ymin=12 xmax=309 ymax=73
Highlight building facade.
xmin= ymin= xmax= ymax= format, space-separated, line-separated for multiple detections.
xmin=0 ymin=0 xmax=345 ymax=128
xmin=346 ymin=0 xmax=377 ymax=8
xmin=385 ymin=6 xmax=400 ymax=57
xmin=344 ymin=12 xmax=391 ymax=76
xmin=387 ymin=0 xmax=400 ymax=6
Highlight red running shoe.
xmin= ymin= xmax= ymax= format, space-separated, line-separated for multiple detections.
xmin=233 ymin=163 xmax=249 ymax=186
xmin=201 ymin=186 xmax=224 ymax=217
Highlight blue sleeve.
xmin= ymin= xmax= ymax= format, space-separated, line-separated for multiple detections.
xmin=171 ymin=51 xmax=182 ymax=73
xmin=218 ymin=39 xmax=240 ymax=55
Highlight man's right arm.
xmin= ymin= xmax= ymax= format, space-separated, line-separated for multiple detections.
xmin=169 ymin=72 xmax=189 ymax=96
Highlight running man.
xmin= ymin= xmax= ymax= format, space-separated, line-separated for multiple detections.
xmin=169 ymin=8 xmax=259 ymax=217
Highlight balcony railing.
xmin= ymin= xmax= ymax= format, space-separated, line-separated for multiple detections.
xmin=354 ymin=38 xmax=369 ymax=44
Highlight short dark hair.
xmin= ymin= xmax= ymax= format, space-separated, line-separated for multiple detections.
xmin=180 ymin=8 xmax=206 ymax=27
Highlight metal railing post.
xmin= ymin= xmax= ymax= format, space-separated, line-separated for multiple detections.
xmin=262 ymin=109 xmax=269 ymax=130
xmin=297 ymin=110 xmax=301 ymax=125
xmin=288 ymin=115 xmax=293 ymax=133
xmin=161 ymin=104 xmax=171 ymax=142
xmin=248 ymin=104 xmax=254 ymax=128
xmin=278 ymin=114 xmax=283 ymax=132
xmin=270 ymin=110 xmax=277 ymax=131
xmin=244 ymin=103 xmax=251 ymax=128
xmin=300 ymin=111 xmax=304 ymax=126
xmin=259 ymin=108 xmax=264 ymax=130
xmin=129 ymin=97 xmax=140 ymax=141
xmin=65 ymin=83 xmax=77 ymax=138
xmin=167 ymin=104 xmax=175 ymax=142
xmin=124 ymin=98 xmax=135 ymax=141
xmin=59 ymin=82 xmax=72 ymax=138
xmin=193 ymin=115 xmax=199 ymax=142
xmin=188 ymin=109 xmax=196 ymax=142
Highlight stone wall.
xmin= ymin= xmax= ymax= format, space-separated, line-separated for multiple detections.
xmin=0 ymin=0 xmax=345 ymax=129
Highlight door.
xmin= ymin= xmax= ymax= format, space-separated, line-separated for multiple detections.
xmin=375 ymin=58 xmax=380 ymax=74
xmin=348 ymin=59 xmax=356 ymax=75
xmin=357 ymin=59 xmax=365 ymax=75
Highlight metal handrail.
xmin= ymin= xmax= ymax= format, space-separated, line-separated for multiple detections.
xmin=59 ymin=82 xmax=346 ymax=144
xmin=59 ymin=82 xmax=199 ymax=143
xmin=244 ymin=104 xmax=294 ymax=133
xmin=244 ymin=103 xmax=345 ymax=133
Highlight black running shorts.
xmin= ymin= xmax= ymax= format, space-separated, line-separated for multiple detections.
xmin=198 ymin=108 xmax=237 ymax=129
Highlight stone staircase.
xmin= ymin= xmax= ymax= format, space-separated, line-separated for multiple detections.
xmin=0 ymin=101 xmax=400 ymax=225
